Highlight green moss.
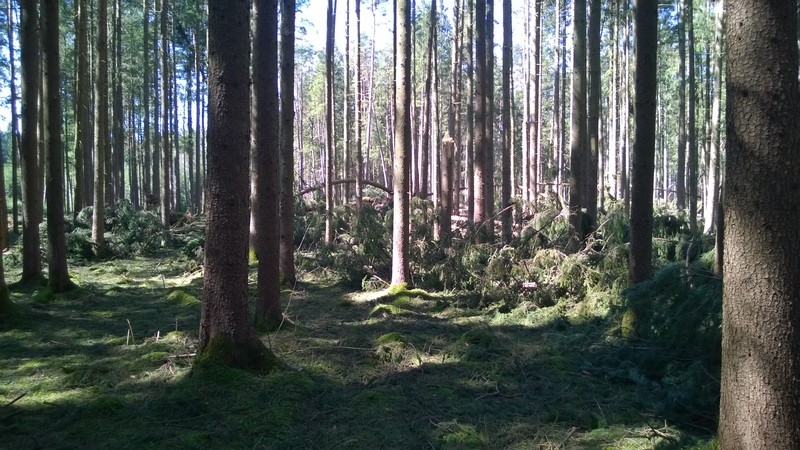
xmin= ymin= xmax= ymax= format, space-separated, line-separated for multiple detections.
xmin=194 ymin=333 xmax=282 ymax=373
xmin=167 ymin=289 xmax=200 ymax=306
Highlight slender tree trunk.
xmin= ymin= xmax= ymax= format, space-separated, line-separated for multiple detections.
xmin=194 ymin=32 xmax=202 ymax=211
xmin=279 ymin=0 xmax=297 ymax=286
xmin=73 ymin=0 xmax=90 ymax=215
xmin=354 ymin=0 xmax=363 ymax=208
xmin=551 ymin=0 xmax=561 ymax=200
xmin=325 ymin=0 xmax=336 ymax=245
xmin=686 ymin=0 xmax=697 ymax=232
xmin=253 ymin=0 xmax=282 ymax=329
xmin=473 ymin=0 xmax=488 ymax=240
xmin=112 ymin=0 xmax=124 ymax=204
xmin=466 ymin=0 xmax=475 ymax=225
xmin=703 ymin=0 xmax=722 ymax=234
xmin=586 ymin=0 xmax=600 ymax=226
xmin=719 ymin=0 xmax=800 ymax=444
xmin=391 ymin=0 xmax=411 ymax=286
xmin=93 ymin=0 xmax=109 ymax=257
xmin=142 ymin=0 xmax=151 ymax=207
xmin=484 ymin=0 xmax=494 ymax=235
xmin=343 ymin=0 xmax=351 ymax=201
xmin=532 ymin=0 xmax=541 ymax=204
xmin=19 ymin=0 xmax=43 ymax=282
xmin=500 ymin=0 xmax=512 ymax=243
xmin=8 ymin=1 xmax=20 ymax=235
xmin=129 ymin=96 xmax=140 ymax=208
xmin=161 ymin=0 xmax=171 ymax=228
xmin=676 ymin=0 xmax=686 ymax=210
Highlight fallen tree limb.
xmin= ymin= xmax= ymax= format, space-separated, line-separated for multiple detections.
xmin=298 ymin=179 xmax=391 ymax=196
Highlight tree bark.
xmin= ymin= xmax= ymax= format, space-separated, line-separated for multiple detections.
xmin=567 ymin=0 xmax=587 ymax=253
xmin=686 ymin=0 xmax=697 ymax=232
xmin=43 ymin=0 xmax=74 ymax=292
xmin=676 ymin=0 xmax=686 ymax=211
xmin=473 ymin=0 xmax=488 ymax=240
xmin=253 ymin=0 xmax=282 ymax=330
xmin=143 ymin=0 xmax=152 ymax=207
xmin=161 ymin=0 xmax=172 ymax=229
xmin=703 ymin=1 xmax=723 ymax=235
xmin=719 ymin=0 xmax=800 ymax=445
xmin=324 ymin=0 xmax=336 ymax=245
xmin=391 ymin=0 xmax=411 ymax=286
xmin=92 ymin=0 xmax=109 ymax=257
xmin=500 ymin=0 xmax=511 ymax=243
xmin=199 ymin=0 xmax=276 ymax=371
xmin=586 ymin=0 xmax=601 ymax=227
xmin=19 ymin=0 xmax=43 ymax=282
xmin=279 ymin=0 xmax=297 ymax=286
xmin=627 ymin=0 xmax=657 ymax=287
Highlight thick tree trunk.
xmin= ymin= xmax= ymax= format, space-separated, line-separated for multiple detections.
xmin=43 ymin=0 xmax=74 ymax=292
xmin=199 ymin=0 xmax=276 ymax=371
xmin=719 ymin=0 xmax=800 ymax=445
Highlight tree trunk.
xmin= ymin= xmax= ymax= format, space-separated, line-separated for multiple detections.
xmin=279 ymin=0 xmax=297 ymax=286
xmin=8 ymin=1 xmax=20 ymax=235
xmin=440 ymin=137 xmax=455 ymax=247
xmin=252 ymin=0 xmax=282 ymax=330
xmin=484 ymin=0 xmax=494 ymax=235
xmin=703 ymin=1 xmax=722 ymax=235
xmin=719 ymin=0 xmax=800 ymax=445
xmin=686 ymin=0 xmax=697 ymax=232
xmin=567 ymin=0 xmax=587 ymax=253
xmin=112 ymin=0 xmax=124 ymax=205
xmin=473 ymin=0 xmax=488 ymax=240
xmin=43 ymin=0 xmax=74 ymax=292
xmin=354 ymin=0 xmax=363 ymax=209
xmin=161 ymin=0 xmax=172 ymax=229
xmin=676 ymin=0 xmax=686 ymax=211
xmin=500 ymin=0 xmax=511 ymax=243
xmin=391 ymin=0 xmax=411 ymax=286
xmin=627 ymin=0 xmax=657 ymax=287
xmin=73 ymin=0 xmax=90 ymax=215
xmin=142 ymin=0 xmax=152 ymax=207
xmin=586 ymin=0 xmax=600 ymax=227
xmin=325 ymin=0 xmax=336 ymax=245
xmin=199 ymin=0 xmax=277 ymax=371
xmin=92 ymin=0 xmax=109 ymax=257
xmin=19 ymin=0 xmax=43 ymax=282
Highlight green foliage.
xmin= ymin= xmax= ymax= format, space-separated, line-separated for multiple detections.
xmin=70 ymin=200 xmax=166 ymax=260
xmin=614 ymin=263 xmax=722 ymax=430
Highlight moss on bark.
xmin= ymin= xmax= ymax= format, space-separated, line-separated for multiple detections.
xmin=195 ymin=333 xmax=282 ymax=373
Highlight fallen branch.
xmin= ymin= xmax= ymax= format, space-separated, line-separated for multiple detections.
xmin=4 ymin=392 xmax=26 ymax=407
xmin=298 ymin=179 xmax=391 ymax=196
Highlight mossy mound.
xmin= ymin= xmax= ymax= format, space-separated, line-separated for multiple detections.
xmin=194 ymin=334 xmax=283 ymax=373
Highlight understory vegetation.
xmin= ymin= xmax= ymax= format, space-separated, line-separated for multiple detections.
xmin=1 ymin=200 xmax=720 ymax=448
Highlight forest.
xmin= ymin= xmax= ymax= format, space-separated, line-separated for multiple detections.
xmin=1 ymin=0 xmax=798 ymax=448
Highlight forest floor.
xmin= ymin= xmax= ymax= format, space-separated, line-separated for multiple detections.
xmin=0 ymin=251 xmax=716 ymax=449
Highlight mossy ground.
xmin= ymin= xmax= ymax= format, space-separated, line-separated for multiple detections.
xmin=1 ymin=248 xmax=716 ymax=449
